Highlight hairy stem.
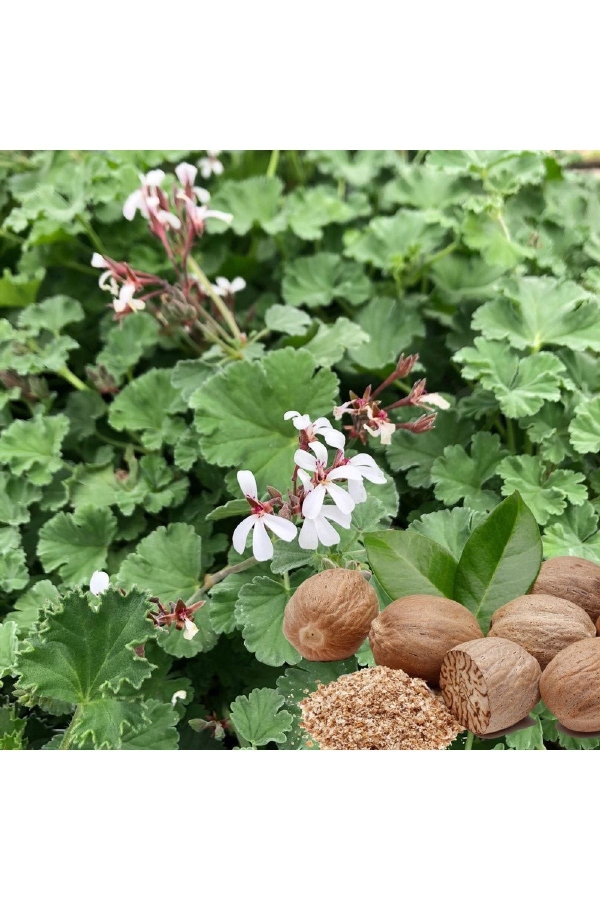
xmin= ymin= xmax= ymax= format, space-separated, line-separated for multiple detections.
xmin=57 ymin=365 xmax=88 ymax=391
xmin=188 ymin=556 xmax=259 ymax=604
xmin=187 ymin=257 xmax=243 ymax=343
xmin=59 ymin=705 xmax=83 ymax=750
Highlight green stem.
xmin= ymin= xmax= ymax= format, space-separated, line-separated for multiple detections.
xmin=266 ymin=149 xmax=280 ymax=178
xmin=187 ymin=257 xmax=243 ymax=343
xmin=283 ymin=571 xmax=291 ymax=592
xmin=421 ymin=241 xmax=459 ymax=271
xmin=464 ymin=731 xmax=474 ymax=750
xmin=506 ymin=417 xmax=517 ymax=454
xmin=59 ymin=705 xmax=83 ymax=750
xmin=94 ymin=429 xmax=147 ymax=454
xmin=57 ymin=366 xmax=88 ymax=391
xmin=412 ymin=149 xmax=428 ymax=165
xmin=188 ymin=556 xmax=259 ymax=605
xmin=76 ymin=214 xmax=108 ymax=256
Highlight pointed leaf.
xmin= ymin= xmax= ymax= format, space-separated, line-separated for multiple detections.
xmin=364 ymin=530 xmax=457 ymax=602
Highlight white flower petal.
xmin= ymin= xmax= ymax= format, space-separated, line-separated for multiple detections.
xmin=230 ymin=277 xmax=246 ymax=293
xmin=144 ymin=169 xmax=165 ymax=187
xmin=263 ymin=513 xmax=297 ymax=542
xmin=131 ymin=299 xmax=146 ymax=311
xmin=294 ymin=449 xmax=317 ymax=471
xmin=119 ymin=282 xmax=136 ymax=304
xmin=89 ymin=570 xmax=109 ymax=596
xmin=237 ymin=470 xmax=258 ymax=499
xmin=156 ymin=210 xmax=181 ymax=230
xmin=308 ymin=441 xmax=328 ymax=465
xmin=113 ymin=298 xmax=127 ymax=313
xmin=328 ymin=464 xmax=363 ymax=481
xmin=297 ymin=469 xmax=313 ymax=490
xmin=322 ymin=427 xmax=346 ymax=450
xmin=312 ymin=417 xmax=332 ymax=429
xmin=350 ymin=453 xmax=380 ymax=468
xmin=284 ymin=410 xmax=301 ymax=421
xmin=212 ymin=159 xmax=224 ymax=175
xmin=232 ymin=515 xmax=257 ymax=553
xmin=123 ymin=190 xmax=142 ymax=220
xmin=325 ymin=482 xmax=355 ymax=515
xmin=175 ymin=162 xmax=197 ymax=187
xmin=203 ymin=209 xmax=233 ymax=223
xmin=91 ymin=253 xmax=107 ymax=268
xmin=298 ymin=517 xmax=319 ymax=550
xmin=314 ymin=515 xmax=342 ymax=547
xmin=183 ymin=618 xmax=199 ymax=640
xmin=321 ymin=505 xmax=352 ymax=528
xmin=194 ymin=186 xmax=211 ymax=204
xmin=252 ymin=519 xmax=273 ymax=561
xmin=421 ymin=392 xmax=451 ymax=410
xmin=171 ymin=690 xmax=187 ymax=705
xmin=348 ymin=478 xmax=367 ymax=504
xmin=302 ymin=484 xmax=326 ymax=519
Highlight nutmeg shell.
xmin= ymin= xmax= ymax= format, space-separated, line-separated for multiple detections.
xmin=531 ymin=556 xmax=600 ymax=623
xmin=440 ymin=637 xmax=541 ymax=736
xmin=283 ymin=568 xmax=379 ymax=661
xmin=368 ymin=594 xmax=483 ymax=685
xmin=488 ymin=593 xmax=596 ymax=669
xmin=540 ymin=638 xmax=600 ymax=733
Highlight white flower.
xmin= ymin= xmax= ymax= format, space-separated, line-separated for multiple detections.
xmin=298 ymin=504 xmax=351 ymax=550
xmin=345 ymin=453 xmax=387 ymax=504
xmin=175 ymin=162 xmax=212 ymax=204
xmin=420 ymin=392 xmax=451 ymax=410
xmin=171 ymin=690 xmax=187 ymax=705
xmin=183 ymin=619 xmax=199 ymax=641
xmin=284 ymin=411 xmax=345 ymax=450
xmin=198 ymin=152 xmax=224 ymax=178
xmin=123 ymin=169 xmax=165 ymax=221
xmin=91 ymin=252 xmax=108 ymax=268
xmin=155 ymin=209 xmax=181 ymax=230
xmin=212 ymin=276 xmax=247 ymax=297
xmin=364 ymin=419 xmax=396 ymax=445
xmin=184 ymin=198 xmax=233 ymax=229
xmin=295 ymin=442 xmax=361 ymax=519
xmin=333 ymin=401 xmax=353 ymax=420
xmin=89 ymin=570 xmax=110 ymax=596
xmin=113 ymin=282 xmax=145 ymax=314
xmin=232 ymin=470 xmax=297 ymax=561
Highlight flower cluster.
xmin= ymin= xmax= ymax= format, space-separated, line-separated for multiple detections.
xmin=232 ymin=411 xmax=386 ymax=561
xmin=334 ymin=353 xmax=450 ymax=445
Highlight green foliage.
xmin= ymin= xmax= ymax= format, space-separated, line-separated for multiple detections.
xmin=2 ymin=148 xmax=600 ymax=749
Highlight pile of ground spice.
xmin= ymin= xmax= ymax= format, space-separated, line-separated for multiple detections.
xmin=299 ymin=665 xmax=463 ymax=750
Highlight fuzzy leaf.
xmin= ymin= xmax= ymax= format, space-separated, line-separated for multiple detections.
xmin=281 ymin=186 xmax=368 ymax=241
xmin=97 ymin=314 xmax=160 ymax=383
xmin=264 ymin=305 xmax=312 ymax=336
xmin=497 ymin=456 xmax=587 ymax=525
xmin=15 ymin=585 xmax=155 ymax=707
xmin=453 ymin=493 xmax=542 ymax=630
xmin=455 ymin=338 xmax=566 ymax=418
xmin=569 ymin=396 xmax=600 ymax=454
xmin=348 ymin=295 xmax=425 ymax=370
xmin=5 ymin=580 xmax=60 ymax=635
xmin=38 ymin=506 xmax=117 ymax=585
xmin=462 ymin=211 xmax=534 ymax=267
xmin=191 ymin=348 xmax=338 ymax=490
xmin=386 ymin=410 xmax=472 ymax=488
xmin=229 ymin=687 xmax=293 ymax=746
xmin=282 ymin=253 xmax=370 ymax=308
xmin=364 ymin=530 xmax=457 ymax=602
xmin=474 ymin=277 xmax=600 ymax=352
xmin=408 ymin=508 xmax=487 ymax=562
xmin=118 ymin=523 xmax=201 ymax=603
xmin=543 ymin=503 xmax=600 ymax=562
xmin=345 ymin=210 xmax=446 ymax=271
xmin=0 ymin=621 xmax=18 ymax=680
xmin=121 ymin=699 xmax=180 ymax=750
xmin=108 ymin=368 xmax=186 ymax=450
xmin=430 ymin=433 xmax=507 ymax=511
xmin=235 ymin=575 xmax=301 ymax=667
xmin=210 ymin=176 xmax=283 ymax=235
xmin=303 ymin=317 xmax=369 ymax=366
xmin=0 ymin=473 xmax=42 ymax=525
xmin=18 ymin=294 xmax=84 ymax=334
xmin=0 ymin=414 xmax=69 ymax=484
xmin=0 ymin=526 xmax=29 ymax=592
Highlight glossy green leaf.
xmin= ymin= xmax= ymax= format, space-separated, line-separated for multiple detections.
xmin=364 ymin=530 xmax=457 ymax=602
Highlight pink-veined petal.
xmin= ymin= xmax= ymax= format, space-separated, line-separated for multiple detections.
xmin=252 ymin=519 xmax=273 ymax=561
xmin=263 ymin=514 xmax=297 ymax=543
xmin=232 ymin=515 xmax=257 ymax=553
xmin=325 ymin=482 xmax=355 ymax=515
xmin=298 ymin=518 xmax=319 ymax=550
xmin=294 ymin=449 xmax=317 ymax=471
xmin=312 ymin=417 xmax=332 ymax=430
xmin=237 ymin=470 xmax=258 ymax=499
xmin=308 ymin=441 xmax=328 ymax=465
xmin=301 ymin=484 xmax=326 ymax=519
xmin=175 ymin=162 xmax=197 ymax=187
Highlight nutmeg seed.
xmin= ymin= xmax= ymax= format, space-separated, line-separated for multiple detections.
xmin=283 ymin=568 xmax=379 ymax=661
xmin=368 ymin=595 xmax=483 ymax=685
xmin=488 ymin=593 xmax=596 ymax=669
xmin=439 ymin=637 xmax=541 ymax=736
xmin=539 ymin=638 xmax=600 ymax=733
xmin=531 ymin=556 xmax=600 ymax=623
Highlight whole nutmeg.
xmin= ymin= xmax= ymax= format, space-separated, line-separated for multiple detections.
xmin=368 ymin=595 xmax=483 ymax=685
xmin=531 ymin=556 xmax=600 ymax=623
xmin=283 ymin=568 xmax=379 ymax=661
xmin=440 ymin=637 xmax=541 ymax=736
xmin=488 ymin=593 xmax=596 ymax=669
xmin=540 ymin=638 xmax=600 ymax=733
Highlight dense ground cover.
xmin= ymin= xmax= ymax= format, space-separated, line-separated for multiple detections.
xmin=1 ymin=149 xmax=599 ymax=750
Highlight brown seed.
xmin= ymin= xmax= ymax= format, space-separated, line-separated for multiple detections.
xmin=283 ymin=568 xmax=379 ymax=661
xmin=531 ymin=556 xmax=600 ymax=623
xmin=368 ymin=594 xmax=483 ymax=685
xmin=488 ymin=593 xmax=596 ymax=669
xmin=439 ymin=637 xmax=541 ymax=736
xmin=540 ymin=638 xmax=600 ymax=733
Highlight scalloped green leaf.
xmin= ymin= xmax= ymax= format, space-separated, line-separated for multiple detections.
xmin=18 ymin=294 xmax=84 ymax=334
xmin=408 ymin=508 xmax=487 ymax=562
xmin=282 ymin=252 xmax=370 ymax=308
xmin=118 ymin=523 xmax=202 ymax=604
xmin=497 ymin=456 xmax=587 ymax=525
xmin=345 ymin=209 xmax=447 ymax=272
xmin=15 ymin=585 xmax=155 ymax=708
xmin=348 ymin=295 xmax=425 ymax=370
xmin=230 ymin=687 xmax=293 ymax=746
xmin=97 ymin=313 xmax=160 ymax=383
xmin=38 ymin=506 xmax=117 ymax=585
xmin=569 ymin=396 xmax=600 ymax=454
xmin=430 ymin=433 xmax=507 ymax=511
xmin=5 ymin=580 xmax=60 ymax=635
xmin=0 ymin=414 xmax=69 ymax=484
xmin=108 ymin=368 xmax=186 ymax=449
xmin=235 ymin=575 xmax=301 ymax=667
xmin=385 ymin=410 xmax=472 ymax=488
xmin=543 ymin=503 xmax=600 ymax=562
xmin=191 ymin=347 xmax=338 ymax=490
xmin=210 ymin=175 xmax=283 ymax=235
xmin=0 ymin=526 xmax=29 ymax=592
